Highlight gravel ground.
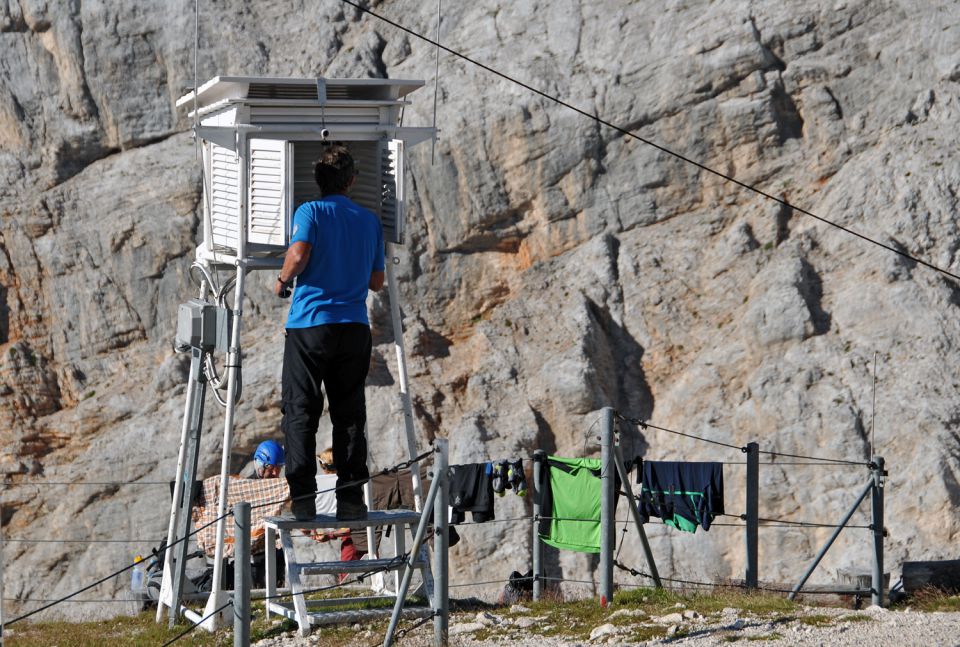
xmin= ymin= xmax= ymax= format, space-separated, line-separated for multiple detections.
xmin=252 ymin=604 xmax=960 ymax=646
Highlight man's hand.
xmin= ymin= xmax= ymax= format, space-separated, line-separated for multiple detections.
xmin=275 ymin=241 xmax=312 ymax=298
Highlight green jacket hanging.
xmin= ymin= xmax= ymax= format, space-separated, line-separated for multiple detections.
xmin=538 ymin=456 xmax=608 ymax=553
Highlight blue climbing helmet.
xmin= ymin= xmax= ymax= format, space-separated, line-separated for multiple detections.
xmin=253 ymin=440 xmax=285 ymax=471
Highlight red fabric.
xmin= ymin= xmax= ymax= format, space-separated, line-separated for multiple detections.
xmin=337 ymin=534 xmax=366 ymax=583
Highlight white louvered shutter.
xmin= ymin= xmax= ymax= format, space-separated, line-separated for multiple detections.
xmin=380 ymin=139 xmax=404 ymax=245
xmin=209 ymin=142 xmax=240 ymax=252
xmin=291 ymin=141 xmax=323 ymax=212
xmin=247 ymin=138 xmax=286 ymax=247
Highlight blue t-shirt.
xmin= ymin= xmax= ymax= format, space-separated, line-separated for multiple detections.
xmin=285 ymin=195 xmax=385 ymax=328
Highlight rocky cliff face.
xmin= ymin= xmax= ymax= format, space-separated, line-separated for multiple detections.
xmin=1 ymin=0 xmax=959 ymax=620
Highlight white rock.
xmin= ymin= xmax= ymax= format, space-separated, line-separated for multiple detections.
xmin=658 ymin=612 xmax=684 ymax=624
xmin=589 ymin=623 xmax=619 ymax=640
xmin=475 ymin=611 xmax=500 ymax=626
xmin=511 ymin=604 xmax=531 ymax=613
xmin=449 ymin=622 xmax=485 ymax=635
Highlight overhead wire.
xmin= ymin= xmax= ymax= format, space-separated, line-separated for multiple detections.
xmin=249 ymin=446 xmax=436 ymax=511
xmin=0 ymin=481 xmax=168 ymax=487
xmin=3 ymin=538 xmax=160 ymax=544
xmin=621 ymin=416 xmax=744 ymax=452
xmin=618 ymin=412 xmax=872 ymax=467
xmin=3 ymin=597 xmax=147 ymax=604
xmin=335 ymin=0 xmax=960 ymax=286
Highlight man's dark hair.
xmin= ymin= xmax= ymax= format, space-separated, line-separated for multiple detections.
xmin=314 ymin=144 xmax=356 ymax=196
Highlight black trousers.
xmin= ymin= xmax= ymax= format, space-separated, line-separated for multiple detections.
xmin=282 ymin=324 xmax=372 ymax=509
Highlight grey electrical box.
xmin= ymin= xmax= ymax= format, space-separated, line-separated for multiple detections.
xmin=176 ymin=299 xmax=231 ymax=352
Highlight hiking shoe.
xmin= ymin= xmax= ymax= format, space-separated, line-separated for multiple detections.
xmin=508 ymin=459 xmax=528 ymax=497
xmin=291 ymin=498 xmax=316 ymax=522
xmin=491 ymin=460 xmax=509 ymax=496
xmin=336 ymin=500 xmax=368 ymax=521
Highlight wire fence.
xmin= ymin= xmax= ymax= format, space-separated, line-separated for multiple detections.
xmin=612 ymin=562 xmax=869 ymax=597
xmin=0 ymin=425 xmax=880 ymax=646
xmin=1 ymin=448 xmax=438 ymax=628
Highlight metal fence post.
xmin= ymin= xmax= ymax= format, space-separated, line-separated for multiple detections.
xmin=745 ymin=442 xmax=759 ymax=589
xmin=789 ymin=477 xmax=874 ymax=600
xmin=600 ymin=407 xmax=615 ymax=606
xmin=433 ymin=438 xmax=449 ymax=647
xmin=872 ymin=457 xmax=885 ymax=607
xmin=234 ymin=502 xmax=251 ymax=647
xmin=385 ymin=452 xmax=443 ymax=647
xmin=532 ymin=450 xmax=545 ymax=601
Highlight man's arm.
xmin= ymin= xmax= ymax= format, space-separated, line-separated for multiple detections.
xmin=369 ymin=270 xmax=385 ymax=292
xmin=274 ymin=241 xmax=312 ymax=297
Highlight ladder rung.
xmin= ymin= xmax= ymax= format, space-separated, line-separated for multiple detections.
xmin=298 ymin=557 xmax=423 ymax=575
xmin=265 ymin=509 xmax=423 ymax=530
xmin=308 ymin=606 xmax=433 ymax=626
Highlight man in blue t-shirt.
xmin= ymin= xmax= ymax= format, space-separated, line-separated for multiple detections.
xmin=274 ymin=144 xmax=385 ymax=521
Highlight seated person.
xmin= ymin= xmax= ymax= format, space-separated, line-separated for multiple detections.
xmin=192 ymin=440 xmax=288 ymax=588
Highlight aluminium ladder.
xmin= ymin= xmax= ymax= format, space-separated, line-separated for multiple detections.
xmin=263 ymin=510 xmax=434 ymax=636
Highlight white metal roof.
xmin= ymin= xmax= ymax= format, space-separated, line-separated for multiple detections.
xmin=176 ymin=76 xmax=425 ymax=109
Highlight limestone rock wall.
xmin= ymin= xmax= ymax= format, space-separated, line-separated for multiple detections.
xmin=1 ymin=0 xmax=959 ymax=619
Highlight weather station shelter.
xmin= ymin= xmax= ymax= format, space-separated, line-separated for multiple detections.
xmin=159 ymin=76 xmax=436 ymax=631
xmin=178 ymin=75 xmax=434 ymax=264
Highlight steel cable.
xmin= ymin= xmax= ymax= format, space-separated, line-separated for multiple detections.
xmin=614 ymin=562 xmax=869 ymax=595
xmin=249 ymin=447 xmax=437 ymax=511
xmin=161 ymin=599 xmax=232 ymax=646
xmin=5 ymin=507 xmax=232 ymax=626
xmin=618 ymin=412 xmax=872 ymax=467
xmin=334 ymin=0 xmax=960 ymax=286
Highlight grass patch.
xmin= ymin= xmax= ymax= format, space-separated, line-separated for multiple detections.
xmin=797 ymin=613 xmax=834 ymax=627
xmin=723 ymin=632 xmax=784 ymax=642
xmin=512 ymin=595 xmax=659 ymax=640
xmin=615 ymin=586 xmax=795 ymax=616
xmin=901 ymin=588 xmax=960 ymax=612
xmin=4 ymin=601 xmax=388 ymax=647
xmin=5 ymin=611 xmax=235 ymax=646
xmin=626 ymin=625 xmax=669 ymax=642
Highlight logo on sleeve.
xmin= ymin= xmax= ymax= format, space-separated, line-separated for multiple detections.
xmin=292 ymin=223 xmax=300 ymax=236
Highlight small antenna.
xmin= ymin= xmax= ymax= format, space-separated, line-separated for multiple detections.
xmin=871 ymin=350 xmax=878 ymax=459
xmin=193 ymin=0 xmax=200 ymax=161
xmin=430 ymin=0 xmax=442 ymax=164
